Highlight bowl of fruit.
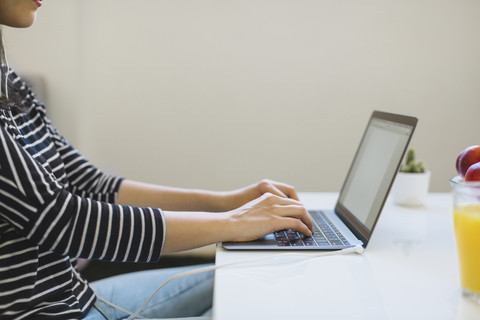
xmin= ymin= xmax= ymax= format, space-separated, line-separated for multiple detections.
xmin=451 ymin=145 xmax=480 ymax=196
xmin=454 ymin=145 xmax=480 ymax=183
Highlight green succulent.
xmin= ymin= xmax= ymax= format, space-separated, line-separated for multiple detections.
xmin=400 ymin=147 xmax=426 ymax=173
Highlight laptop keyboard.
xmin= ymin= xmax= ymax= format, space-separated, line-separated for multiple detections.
xmin=274 ymin=210 xmax=350 ymax=247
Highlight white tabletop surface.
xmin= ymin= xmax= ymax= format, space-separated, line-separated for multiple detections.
xmin=212 ymin=193 xmax=480 ymax=320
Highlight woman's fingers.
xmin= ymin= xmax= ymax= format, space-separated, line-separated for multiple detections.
xmin=280 ymin=217 xmax=313 ymax=237
xmin=268 ymin=204 xmax=313 ymax=236
xmin=257 ymin=179 xmax=300 ymax=201
xmin=260 ymin=192 xmax=308 ymax=213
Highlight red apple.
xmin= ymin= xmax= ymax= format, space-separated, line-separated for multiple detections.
xmin=465 ymin=162 xmax=480 ymax=182
xmin=456 ymin=145 xmax=480 ymax=178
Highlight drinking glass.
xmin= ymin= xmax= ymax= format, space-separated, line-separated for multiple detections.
xmin=450 ymin=176 xmax=480 ymax=303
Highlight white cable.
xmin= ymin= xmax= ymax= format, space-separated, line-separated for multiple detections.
xmin=93 ymin=245 xmax=363 ymax=320
xmin=95 ymin=295 xmax=147 ymax=319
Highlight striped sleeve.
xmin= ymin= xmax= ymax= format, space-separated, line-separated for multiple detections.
xmin=0 ymin=121 xmax=164 ymax=263
xmin=39 ymin=105 xmax=123 ymax=203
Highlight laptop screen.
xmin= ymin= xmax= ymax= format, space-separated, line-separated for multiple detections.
xmin=336 ymin=111 xmax=417 ymax=244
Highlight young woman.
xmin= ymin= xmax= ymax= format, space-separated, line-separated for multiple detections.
xmin=0 ymin=1 xmax=313 ymax=319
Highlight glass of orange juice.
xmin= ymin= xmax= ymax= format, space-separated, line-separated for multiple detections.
xmin=450 ymin=176 xmax=480 ymax=303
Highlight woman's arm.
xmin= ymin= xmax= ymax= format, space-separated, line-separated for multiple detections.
xmin=116 ymin=179 xmax=300 ymax=212
xmin=161 ymin=193 xmax=313 ymax=254
xmin=117 ymin=179 xmax=311 ymax=254
xmin=116 ymin=180 xmax=225 ymax=212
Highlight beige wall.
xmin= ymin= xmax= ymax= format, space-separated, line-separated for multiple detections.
xmin=5 ymin=0 xmax=480 ymax=193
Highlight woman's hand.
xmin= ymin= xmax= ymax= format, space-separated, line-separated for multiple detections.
xmin=217 ymin=179 xmax=300 ymax=212
xmin=225 ymin=192 xmax=312 ymax=242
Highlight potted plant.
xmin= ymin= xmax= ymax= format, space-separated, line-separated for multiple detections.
xmin=392 ymin=147 xmax=431 ymax=206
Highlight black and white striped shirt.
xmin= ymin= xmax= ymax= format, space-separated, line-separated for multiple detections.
xmin=0 ymin=69 xmax=165 ymax=319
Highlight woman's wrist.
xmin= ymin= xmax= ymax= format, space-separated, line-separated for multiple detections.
xmin=184 ymin=189 xmax=230 ymax=213
xmin=162 ymin=210 xmax=236 ymax=253
xmin=195 ymin=190 xmax=249 ymax=213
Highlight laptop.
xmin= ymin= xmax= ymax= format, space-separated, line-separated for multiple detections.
xmin=222 ymin=110 xmax=418 ymax=250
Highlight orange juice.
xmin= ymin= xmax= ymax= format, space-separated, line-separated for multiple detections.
xmin=454 ymin=204 xmax=480 ymax=294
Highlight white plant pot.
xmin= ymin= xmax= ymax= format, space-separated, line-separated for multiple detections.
xmin=392 ymin=170 xmax=431 ymax=207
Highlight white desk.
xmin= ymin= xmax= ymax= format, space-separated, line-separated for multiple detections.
xmin=212 ymin=193 xmax=480 ymax=320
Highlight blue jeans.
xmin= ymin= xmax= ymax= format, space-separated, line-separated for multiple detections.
xmin=83 ymin=264 xmax=214 ymax=320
